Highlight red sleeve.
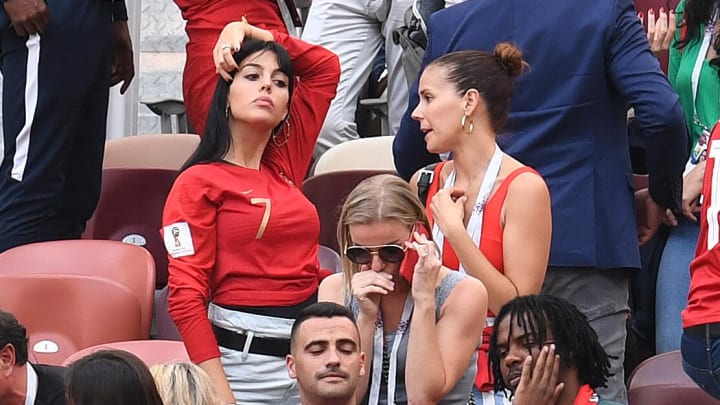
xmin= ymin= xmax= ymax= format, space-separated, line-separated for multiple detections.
xmin=264 ymin=30 xmax=341 ymax=184
xmin=162 ymin=168 xmax=220 ymax=363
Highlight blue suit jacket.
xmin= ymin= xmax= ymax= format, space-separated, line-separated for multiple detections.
xmin=393 ymin=0 xmax=688 ymax=269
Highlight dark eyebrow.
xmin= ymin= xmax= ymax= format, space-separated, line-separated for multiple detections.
xmin=304 ymin=340 xmax=328 ymax=351
xmin=239 ymin=63 xmax=287 ymax=76
xmin=336 ymin=339 xmax=358 ymax=350
xmin=516 ymin=332 xmax=539 ymax=344
xmin=419 ymin=88 xmax=431 ymax=96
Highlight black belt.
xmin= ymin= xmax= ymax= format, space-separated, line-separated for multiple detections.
xmin=684 ymin=323 xmax=720 ymax=339
xmin=212 ymin=325 xmax=290 ymax=358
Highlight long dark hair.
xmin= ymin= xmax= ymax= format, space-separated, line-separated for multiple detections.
xmin=66 ymin=350 xmax=164 ymax=405
xmin=181 ymin=39 xmax=295 ymax=172
xmin=488 ymin=295 xmax=612 ymax=394
xmin=678 ymin=0 xmax=720 ymax=77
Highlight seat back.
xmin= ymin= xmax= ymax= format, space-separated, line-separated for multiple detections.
xmin=0 ymin=274 xmax=143 ymax=365
xmin=103 ymin=133 xmax=200 ymax=170
xmin=0 ymin=240 xmax=155 ymax=336
xmin=303 ymin=170 xmax=396 ymax=252
xmin=154 ymin=285 xmax=182 ymax=341
xmin=628 ymin=351 xmax=719 ymax=405
xmin=63 ymin=340 xmax=189 ymax=367
xmin=318 ymin=245 xmax=343 ymax=274
xmin=313 ymin=136 xmax=396 ymax=175
xmin=83 ymin=168 xmax=177 ymax=288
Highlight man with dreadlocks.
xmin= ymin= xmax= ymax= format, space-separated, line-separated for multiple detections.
xmin=489 ymin=295 xmax=621 ymax=405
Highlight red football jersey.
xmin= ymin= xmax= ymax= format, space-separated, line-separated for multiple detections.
xmin=683 ymin=122 xmax=720 ymax=329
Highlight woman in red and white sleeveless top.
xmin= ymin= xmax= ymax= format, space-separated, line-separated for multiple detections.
xmin=410 ymin=43 xmax=552 ymax=405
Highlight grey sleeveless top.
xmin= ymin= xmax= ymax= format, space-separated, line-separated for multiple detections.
xmin=346 ymin=271 xmax=477 ymax=405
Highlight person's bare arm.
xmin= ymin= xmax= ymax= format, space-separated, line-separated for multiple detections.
xmin=198 ymin=358 xmax=236 ymax=404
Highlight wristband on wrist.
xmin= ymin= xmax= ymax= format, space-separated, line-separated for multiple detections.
xmin=112 ymin=1 xmax=128 ymax=22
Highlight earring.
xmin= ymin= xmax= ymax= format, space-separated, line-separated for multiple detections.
xmin=272 ymin=119 xmax=291 ymax=147
xmin=460 ymin=114 xmax=474 ymax=134
xmin=226 ymin=105 xmax=230 ymax=119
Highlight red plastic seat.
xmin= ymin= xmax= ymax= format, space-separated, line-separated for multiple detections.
xmin=154 ymin=285 xmax=181 ymax=341
xmin=303 ymin=170 xmax=396 ymax=253
xmin=102 ymin=133 xmax=199 ymax=170
xmin=83 ymin=133 xmax=200 ymax=288
xmin=63 ymin=340 xmax=189 ymax=367
xmin=628 ymin=350 xmax=719 ymax=405
xmin=83 ymin=168 xmax=177 ymax=288
xmin=0 ymin=274 xmax=143 ymax=365
xmin=0 ymin=240 xmax=155 ymax=337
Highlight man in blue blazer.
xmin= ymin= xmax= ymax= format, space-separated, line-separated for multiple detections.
xmin=393 ymin=0 xmax=688 ymax=403
xmin=0 ymin=310 xmax=67 ymax=405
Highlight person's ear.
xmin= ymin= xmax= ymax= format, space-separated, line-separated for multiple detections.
xmin=0 ymin=344 xmax=17 ymax=377
xmin=463 ymin=89 xmax=482 ymax=116
xmin=286 ymin=354 xmax=297 ymax=379
xmin=359 ymin=351 xmax=366 ymax=377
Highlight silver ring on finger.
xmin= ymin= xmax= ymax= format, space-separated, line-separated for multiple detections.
xmin=221 ymin=44 xmax=232 ymax=50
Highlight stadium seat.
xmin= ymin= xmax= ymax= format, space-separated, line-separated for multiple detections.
xmin=154 ymin=285 xmax=182 ymax=341
xmin=318 ymin=245 xmax=343 ymax=274
xmin=0 ymin=240 xmax=155 ymax=337
xmin=312 ymin=136 xmax=396 ymax=175
xmin=83 ymin=168 xmax=176 ymax=288
xmin=627 ymin=350 xmax=719 ymax=405
xmin=102 ymin=133 xmax=199 ymax=170
xmin=0 ymin=274 xmax=144 ymax=366
xmin=84 ymin=133 xmax=199 ymax=288
xmin=63 ymin=340 xmax=189 ymax=367
xmin=303 ymin=170 xmax=396 ymax=253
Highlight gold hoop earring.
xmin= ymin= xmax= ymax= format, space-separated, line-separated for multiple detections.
xmin=460 ymin=114 xmax=474 ymax=134
xmin=272 ymin=119 xmax=291 ymax=147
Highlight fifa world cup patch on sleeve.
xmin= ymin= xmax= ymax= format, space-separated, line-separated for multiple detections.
xmin=163 ymin=222 xmax=195 ymax=258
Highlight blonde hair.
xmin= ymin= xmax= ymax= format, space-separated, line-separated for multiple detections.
xmin=149 ymin=362 xmax=221 ymax=405
xmin=336 ymin=174 xmax=430 ymax=291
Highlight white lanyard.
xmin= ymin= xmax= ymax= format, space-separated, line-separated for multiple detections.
xmin=368 ymin=294 xmax=414 ymax=405
xmin=691 ymin=9 xmax=718 ymax=132
xmin=432 ymin=145 xmax=503 ymax=273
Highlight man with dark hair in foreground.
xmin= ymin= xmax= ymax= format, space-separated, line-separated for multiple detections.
xmin=0 ymin=309 xmax=66 ymax=405
xmin=489 ymin=295 xmax=621 ymax=405
xmin=287 ymin=302 xmax=365 ymax=405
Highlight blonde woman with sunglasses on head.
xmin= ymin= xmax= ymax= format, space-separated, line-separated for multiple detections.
xmin=319 ymin=174 xmax=488 ymax=405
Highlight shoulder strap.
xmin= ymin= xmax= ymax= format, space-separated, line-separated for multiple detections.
xmin=417 ymin=162 xmax=441 ymax=204
xmin=491 ymin=166 xmax=539 ymax=204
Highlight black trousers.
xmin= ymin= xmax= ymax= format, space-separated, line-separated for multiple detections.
xmin=0 ymin=0 xmax=113 ymax=252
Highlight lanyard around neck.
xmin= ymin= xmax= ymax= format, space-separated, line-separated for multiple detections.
xmin=368 ymin=293 xmax=414 ymax=405
xmin=432 ymin=144 xmax=503 ymax=273
xmin=691 ymin=9 xmax=719 ymax=131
